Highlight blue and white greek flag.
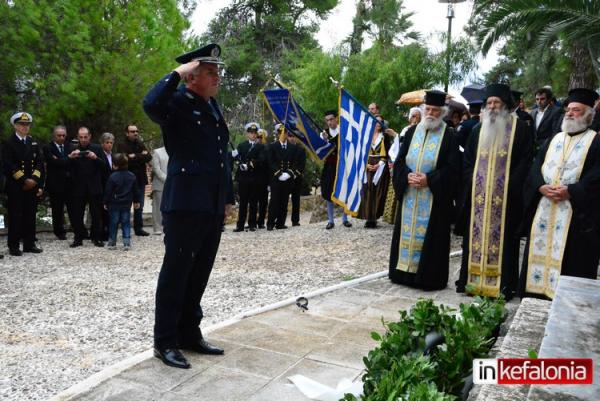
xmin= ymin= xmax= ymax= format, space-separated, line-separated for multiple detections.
xmin=332 ymin=89 xmax=378 ymax=216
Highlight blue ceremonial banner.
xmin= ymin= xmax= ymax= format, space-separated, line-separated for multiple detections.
xmin=262 ymin=88 xmax=333 ymax=160
xmin=332 ymin=89 xmax=378 ymax=216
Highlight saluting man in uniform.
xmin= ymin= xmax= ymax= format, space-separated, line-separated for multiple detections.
xmin=143 ymin=44 xmax=234 ymax=369
xmin=1 ymin=112 xmax=44 ymax=256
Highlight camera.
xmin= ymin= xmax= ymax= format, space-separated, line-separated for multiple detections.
xmin=79 ymin=150 xmax=90 ymax=157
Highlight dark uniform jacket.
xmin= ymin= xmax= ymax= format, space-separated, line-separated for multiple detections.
xmin=68 ymin=143 xmax=105 ymax=196
xmin=267 ymin=141 xmax=300 ymax=182
xmin=143 ymin=71 xmax=234 ymax=214
xmin=2 ymin=134 xmax=44 ymax=191
xmin=118 ymin=139 xmax=152 ymax=186
xmin=43 ymin=142 xmax=72 ymax=193
xmin=234 ymin=140 xmax=265 ymax=181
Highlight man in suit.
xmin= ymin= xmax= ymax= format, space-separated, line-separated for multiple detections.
xmin=531 ymin=87 xmax=563 ymax=148
xmin=151 ymin=145 xmax=169 ymax=234
xmin=68 ymin=126 xmax=105 ymax=248
xmin=119 ymin=124 xmax=152 ymax=236
xmin=233 ymin=122 xmax=265 ymax=232
xmin=2 ymin=112 xmax=44 ymax=256
xmin=266 ymin=124 xmax=299 ymax=230
xmin=43 ymin=125 xmax=72 ymax=240
xmin=144 ymin=43 xmax=234 ymax=369
xmin=99 ymin=132 xmax=115 ymax=241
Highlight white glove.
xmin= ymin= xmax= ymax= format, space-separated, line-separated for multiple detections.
xmin=231 ymin=149 xmax=239 ymax=158
xmin=239 ymin=163 xmax=248 ymax=171
xmin=279 ymin=172 xmax=291 ymax=181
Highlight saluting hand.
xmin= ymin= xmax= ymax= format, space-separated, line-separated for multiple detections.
xmin=174 ymin=60 xmax=201 ymax=79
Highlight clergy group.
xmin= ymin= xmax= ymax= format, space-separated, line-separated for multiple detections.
xmin=388 ymin=84 xmax=600 ymax=301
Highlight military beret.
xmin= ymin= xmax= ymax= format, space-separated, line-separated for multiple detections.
xmin=10 ymin=112 xmax=33 ymax=125
xmin=175 ymin=43 xmax=224 ymax=65
xmin=245 ymin=122 xmax=260 ymax=131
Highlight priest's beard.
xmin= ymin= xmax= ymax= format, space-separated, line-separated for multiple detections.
xmin=422 ymin=115 xmax=443 ymax=131
xmin=479 ymin=107 xmax=510 ymax=151
xmin=561 ymin=108 xmax=593 ymax=133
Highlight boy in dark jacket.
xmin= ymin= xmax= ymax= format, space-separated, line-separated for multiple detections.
xmin=104 ymin=154 xmax=141 ymax=250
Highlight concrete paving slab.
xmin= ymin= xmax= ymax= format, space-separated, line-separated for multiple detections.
xmin=352 ymin=277 xmax=396 ymax=295
xmin=76 ymin=378 xmax=158 ymax=401
xmin=215 ymin=346 xmax=301 ymax=379
xmin=252 ymin=306 xmax=344 ymax=337
xmin=306 ymin=297 xmax=368 ymax=321
xmin=367 ymin=294 xmax=415 ymax=313
xmin=246 ymin=380 xmax=311 ymax=401
xmin=331 ymin=321 xmax=384 ymax=348
xmin=317 ymin=287 xmax=382 ymax=306
xmin=278 ymin=358 xmax=362 ymax=389
xmin=170 ymin=365 xmax=270 ymax=401
xmin=241 ymin=326 xmax=329 ymax=357
xmin=209 ymin=319 xmax=274 ymax=344
xmin=306 ymin=338 xmax=373 ymax=370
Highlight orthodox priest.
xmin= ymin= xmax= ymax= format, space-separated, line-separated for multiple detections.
xmin=389 ymin=90 xmax=460 ymax=290
xmin=455 ymin=83 xmax=534 ymax=300
xmin=519 ymin=88 xmax=600 ymax=300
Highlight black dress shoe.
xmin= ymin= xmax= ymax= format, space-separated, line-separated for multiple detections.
xmin=325 ymin=222 xmax=334 ymax=230
xmin=135 ymin=229 xmax=150 ymax=236
xmin=267 ymin=225 xmax=274 ymax=231
xmin=93 ymin=240 xmax=104 ymax=247
xmin=180 ymin=338 xmax=224 ymax=355
xmin=70 ymin=240 xmax=83 ymax=248
xmin=9 ymin=248 xmax=22 ymax=256
xmin=276 ymin=225 xmax=288 ymax=229
xmin=292 ymin=222 xmax=300 ymax=227
xmin=153 ymin=347 xmax=191 ymax=369
xmin=23 ymin=245 xmax=43 ymax=253
xmin=343 ymin=221 xmax=352 ymax=228
xmin=0 ymin=254 xmax=3 ymax=259
xmin=257 ymin=224 xmax=266 ymax=229
xmin=232 ymin=227 xmax=244 ymax=232
xmin=248 ymin=227 xmax=256 ymax=232
xmin=56 ymin=234 xmax=67 ymax=240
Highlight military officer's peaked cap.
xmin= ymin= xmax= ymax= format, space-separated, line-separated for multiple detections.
xmin=424 ymin=90 xmax=447 ymax=107
xmin=245 ymin=122 xmax=260 ymax=131
xmin=175 ymin=43 xmax=224 ymax=65
xmin=10 ymin=112 xmax=33 ymax=125
xmin=566 ymin=88 xmax=599 ymax=108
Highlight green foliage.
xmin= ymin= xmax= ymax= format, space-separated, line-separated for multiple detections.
xmin=342 ymin=297 xmax=505 ymax=401
xmin=0 ymin=0 xmax=190 ymax=142
xmin=471 ymin=0 xmax=600 ymax=89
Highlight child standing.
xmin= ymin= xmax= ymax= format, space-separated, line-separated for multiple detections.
xmin=104 ymin=153 xmax=141 ymax=250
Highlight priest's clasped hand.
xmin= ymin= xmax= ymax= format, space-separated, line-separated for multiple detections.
xmin=539 ymin=184 xmax=570 ymax=202
xmin=408 ymin=172 xmax=428 ymax=188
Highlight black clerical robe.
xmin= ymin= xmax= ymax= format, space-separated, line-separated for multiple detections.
xmin=455 ymin=117 xmax=533 ymax=299
xmin=389 ymin=124 xmax=460 ymax=290
xmin=518 ymin=129 xmax=600 ymax=299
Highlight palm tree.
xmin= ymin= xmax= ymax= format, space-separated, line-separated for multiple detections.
xmin=472 ymin=0 xmax=600 ymax=88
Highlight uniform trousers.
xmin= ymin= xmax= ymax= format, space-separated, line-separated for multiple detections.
xmin=236 ymin=177 xmax=258 ymax=229
xmin=267 ymin=180 xmax=292 ymax=228
xmin=154 ymin=212 xmax=223 ymax=348
xmin=48 ymin=189 xmax=71 ymax=237
xmin=7 ymin=187 xmax=37 ymax=249
xmin=291 ymin=177 xmax=303 ymax=224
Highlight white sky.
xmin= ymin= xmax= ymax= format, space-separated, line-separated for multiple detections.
xmin=190 ymin=0 xmax=500 ymax=99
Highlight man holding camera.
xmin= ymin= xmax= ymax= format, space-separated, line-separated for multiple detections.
xmin=68 ymin=126 xmax=105 ymax=248
xmin=2 ymin=112 xmax=44 ymax=256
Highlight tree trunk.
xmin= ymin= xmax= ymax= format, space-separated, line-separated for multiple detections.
xmin=349 ymin=0 xmax=367 ymax=55
xmin=568 ymin=41 xmax=597 ymax=89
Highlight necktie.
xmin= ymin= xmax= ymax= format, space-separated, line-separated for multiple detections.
xmin=282 ymin=144 xmax=286 ymax=150
xmin=59 ymin=145 xmax=64 ymax=155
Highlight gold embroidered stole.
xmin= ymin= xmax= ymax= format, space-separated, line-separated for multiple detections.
xmin=397 ymin=122 xmax=445 ymax=272
xmin=467 ymin=116 xmax=517 ymax=297
xmin=525 ymin=130 xmax=596 ymax=299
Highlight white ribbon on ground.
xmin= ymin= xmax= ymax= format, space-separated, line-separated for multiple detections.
xmin=288 ymin=375 xmax=363 ymax=401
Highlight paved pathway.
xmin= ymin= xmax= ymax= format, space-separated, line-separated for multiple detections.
xmin=58 ymin=271 xmax=480 ymax=401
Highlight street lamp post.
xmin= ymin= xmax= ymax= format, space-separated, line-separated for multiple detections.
xmin=439 ymin=0 xmax=466 ymax=93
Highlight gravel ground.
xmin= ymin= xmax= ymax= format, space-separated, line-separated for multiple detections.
xmin=0 ymin=213 xmax=433 ymax=401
